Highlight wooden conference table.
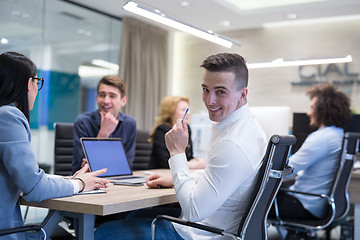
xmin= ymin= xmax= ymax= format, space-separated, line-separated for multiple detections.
xmin=21 ymin=169 xmax=177 ymax=240
xmin=21 ymin=168 xmax=360 ymax=239
xmin=348 ymin=169 xmax=360 ymax=240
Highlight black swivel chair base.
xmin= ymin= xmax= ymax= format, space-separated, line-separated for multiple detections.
xmin=0 ymin=225 xmax=46 ymax=239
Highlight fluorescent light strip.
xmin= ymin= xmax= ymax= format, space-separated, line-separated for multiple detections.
xmin=222 ymin=0 xmax=328 ymax=10
xmin=1 ymin=37 xmax=9 ymax=44
xmin=123 ymin=1 xmax=240 ymax=48
xmin=247 ymin=55 xmax=352 ymax=69
xmin=91 ymin=59 xmax=119 ymax=71
xmin=264 ymin=15 xmax=360 ymax=28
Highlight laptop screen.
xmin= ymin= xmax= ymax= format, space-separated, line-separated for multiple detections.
xmin=80 ymin=138 xmax=132 ymax=177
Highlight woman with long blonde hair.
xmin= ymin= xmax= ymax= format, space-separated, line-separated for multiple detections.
xmin=148 ymin=96 xmax=204 ymax=169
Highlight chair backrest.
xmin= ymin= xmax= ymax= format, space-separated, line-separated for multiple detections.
xmin=54 ymin=122 xmax=74 ymax=176
xmin=268 ymin=132 xmax=360 ymax=232
xmin=132 ymin=130 xmax=152 ymax=170
xmin=331 ymin=132 xmax=360 ymax=221
xmin=238 ymin=134 xmax=297 ymax=240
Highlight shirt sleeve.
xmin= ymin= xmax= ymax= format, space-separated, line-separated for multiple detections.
xmin=1 ymin=109 xmax=74 ymax=201
xmin=169 ymin=140 xmax=257 ymax=222
xmin=288 ymin=131 xmax=327 ymax=176
xmin=70 ymin=179 xmax=79 ymax=193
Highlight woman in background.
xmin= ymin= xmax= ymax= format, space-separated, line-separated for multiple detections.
xmin=148 ymin=96 xmax=204 ymax=169
xmin=269 ymin=83 xmax=352 ymax=238
xmin=0 ymin=51 xmax=109 ymax=240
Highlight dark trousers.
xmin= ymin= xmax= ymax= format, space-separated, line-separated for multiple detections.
xmin=269 ymin=191 xmax=319 ymax=220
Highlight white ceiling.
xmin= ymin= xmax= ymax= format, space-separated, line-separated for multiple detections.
xmin=66 ymin=0 xmax=360 ymax=33
xmin=1 ymin=0 xmax=359 ymax=75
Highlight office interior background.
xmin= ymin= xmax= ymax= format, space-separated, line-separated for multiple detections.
xmin=1 ymin=0 xmax=360 ymax=172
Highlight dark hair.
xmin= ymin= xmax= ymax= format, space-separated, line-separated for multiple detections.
xmin=307 ymin=83 xmax=351 ymax=129
xmin=0 ymin=51 xmax=37 ymax=120
xmin=97 ymin=75 xmax=127 ymax=97
xmin=200 ymin=53 xmax=248 ymax=90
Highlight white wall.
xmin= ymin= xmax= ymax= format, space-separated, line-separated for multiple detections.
xmin=171 ymin=17 xmax=360 ymax=128
xmin=31 ymin=127 xmax=55 ymax=173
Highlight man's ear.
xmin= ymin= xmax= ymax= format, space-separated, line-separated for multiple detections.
xmin=120 ymin=96 xmax=127 ymax=107
xmin=241 ymin=88 xmax=248 ymax=99
xmin=237 ymin=87 xmax=248 ymax=107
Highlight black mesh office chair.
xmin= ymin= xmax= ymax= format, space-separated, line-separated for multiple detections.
xmin=0 ymin=225 xmax=46 ymax=239
xmin=151 ymin=134 xmax=297 ymax=240
xmin=54 ymin=122 xmax=74 ymax=176
xmin=270 ymin=132 xmax=360 ymax=240
xmin=53 ymin=122 xmax=76 ymax=237
xmin=133 ymin=130 xmax=152 ymax=170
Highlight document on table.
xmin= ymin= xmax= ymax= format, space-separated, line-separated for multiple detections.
xmin=74 ymin=189 xmax=106 ymax=195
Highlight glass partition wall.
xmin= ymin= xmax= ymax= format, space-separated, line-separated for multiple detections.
xmin=0 ymin=0 xmax=122 ymax=172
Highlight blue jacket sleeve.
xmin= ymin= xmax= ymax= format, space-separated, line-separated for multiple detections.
xmin=0 ymin=107 xmax=74 ymax=202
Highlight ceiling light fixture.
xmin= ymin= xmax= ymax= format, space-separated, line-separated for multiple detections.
xmin=286 ymin=13 xmax=297 ymax=19
xmin=123 ymin=1 xmax=240 ymax=48
xmin=91 ymin=59 xmax=119 ymax=71
xmin=247 ymin=55 xmax=352 ymax=69
xmin=1 ymin=37 xmax=9 ymax=44
xmin=180 ymin=1 xmax=191 ymax=7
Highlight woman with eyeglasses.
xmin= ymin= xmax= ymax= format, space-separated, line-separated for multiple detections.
xmin=0 ymin=51 xmax=109 ymax=240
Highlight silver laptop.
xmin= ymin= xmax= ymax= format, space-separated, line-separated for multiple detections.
xmin=80 ymin=137 xmax=146 ymax=184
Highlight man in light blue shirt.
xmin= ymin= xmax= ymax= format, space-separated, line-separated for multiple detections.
xmin=272 ymin=83 xmax=352 ymax=221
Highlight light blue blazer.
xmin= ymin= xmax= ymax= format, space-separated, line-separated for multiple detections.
xmin=0 ymin=104 xmax=74 ymax=240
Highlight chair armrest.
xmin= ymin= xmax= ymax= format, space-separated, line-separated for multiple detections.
xmin=280 ymin=188 xmax=332 ymax=201
xmin=155 ymin=215 xmax=224 ymax=235
xmin=270 ymin=165 xmax=293 ymax=178
xmin=0 ymin=225 xmax=43 ymax=236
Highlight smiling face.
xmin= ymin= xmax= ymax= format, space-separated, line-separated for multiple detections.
xmin=173 ymin=100 xmax=190 ymax=124
xmin=201 ymin=70 xmax=247 ymax=122
xmin=96 ymin=83 xmax=127 ymax=118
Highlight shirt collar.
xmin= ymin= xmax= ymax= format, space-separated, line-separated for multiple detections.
xmin=213 ymin=103 xmax=250 ymax=133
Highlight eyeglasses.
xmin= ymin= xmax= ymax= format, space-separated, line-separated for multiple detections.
xmin=32 ymin=77 xmax=44 ymax=91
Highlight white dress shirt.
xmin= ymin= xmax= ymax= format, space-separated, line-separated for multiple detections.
xmin=169 ymin=104 xmax=267 ymax=240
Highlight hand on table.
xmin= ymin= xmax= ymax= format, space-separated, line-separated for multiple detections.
xmin=71 ymin=164 xmax=110 ymax=192
xmin=146 ymin=173 xmax=174 ymax=189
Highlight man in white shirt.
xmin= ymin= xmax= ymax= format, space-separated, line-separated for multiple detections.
xmin=94 ymin=53 xmax=267 ymax=240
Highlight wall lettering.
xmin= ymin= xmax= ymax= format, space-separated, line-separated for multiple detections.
xmin=292 ymin=63 xmax=359 ymax=86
